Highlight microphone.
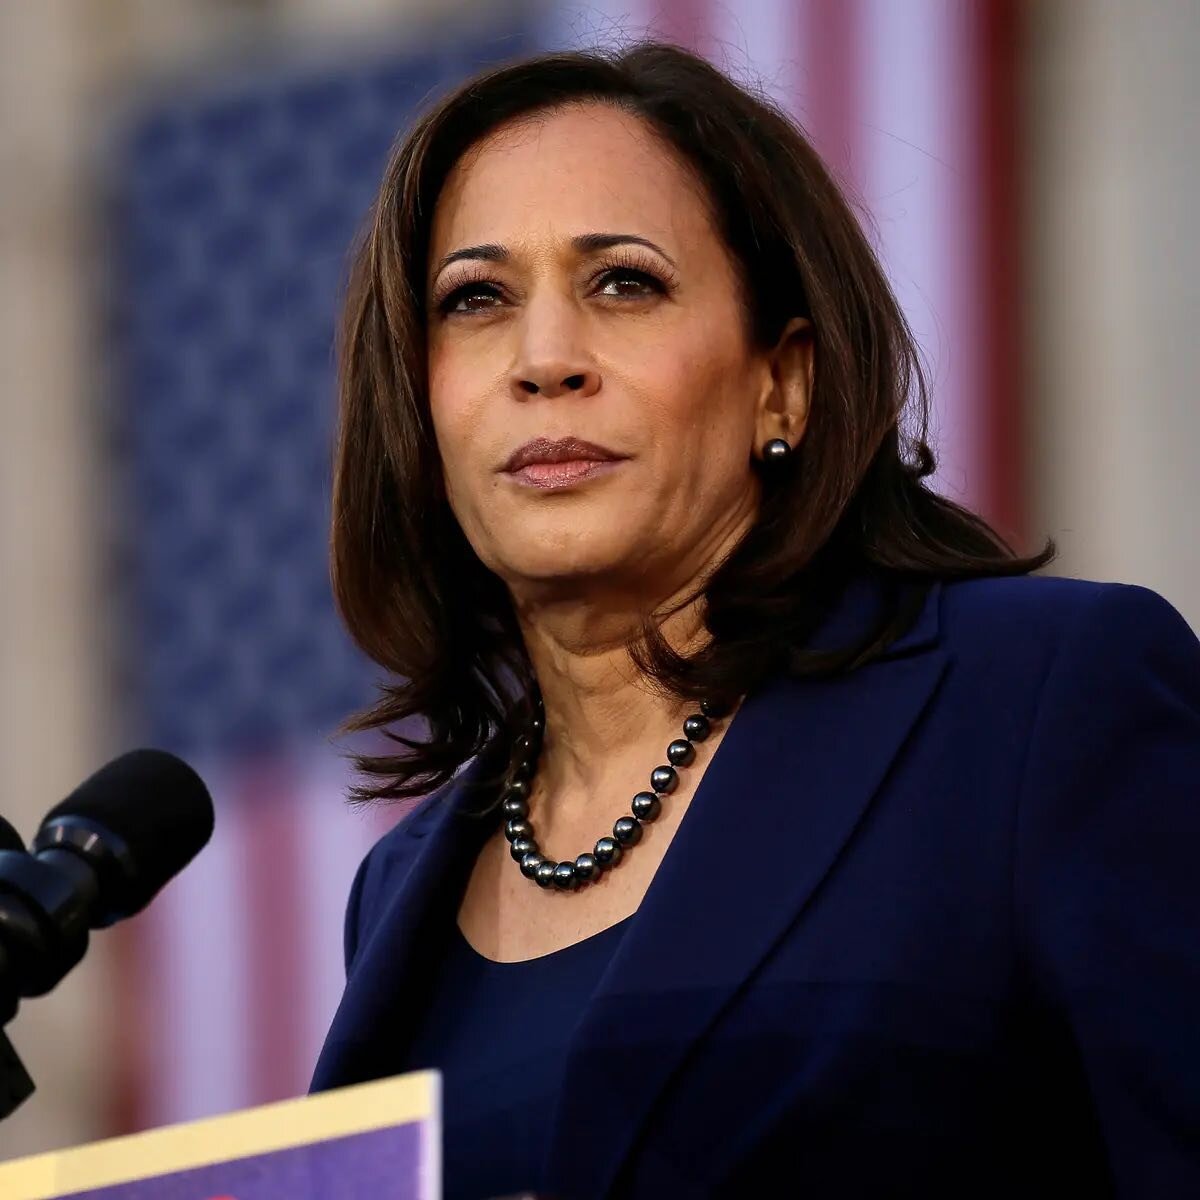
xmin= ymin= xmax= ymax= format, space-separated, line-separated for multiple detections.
xmin=33 ymin=747 xmax=215 ymax=927
xmin=0 ymin=816 xmax=23 ymax=853
xmin=0 ymin=749 xmax=214 ymax=1118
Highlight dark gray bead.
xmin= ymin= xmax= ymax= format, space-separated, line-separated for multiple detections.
xmin=594 ymin=836 xmax=622 ymax=867
xmin=701 ymin=697 xmax=732 ymax=719
xmin=631 ymin=791 xmax=662 ymax=821
xmin=510 ymin=759 xmax=534 ymax=781
xmin=552 ymin=862 xmax=579 ymax=890
xmin=505 ymin=778 xmax=531 ymax=801
xmin=683 ymin=714 xmax=711 ymax=741
xmin=504 ymin=817 xmax=532 ymax=843
xmin=666 ymin=738 xmax=695 ymax=766
xmin=510 ymin=836 xmax=537 ymax=862
xmin=613 ymin=816 xmax=643 ymax=846
xmin=501 ymin=795 xmax=528 ymax=819
xmin=519 ymin=851 xmax=545 ymax=878
xmin=650 ymin=765 xmax=679 ymax=794
xmin=574 ymin=853 xmax=597 ymax=882
xmin=763 ymin=437 xmax=792 ymax=462
xmin=514 ymin=733 xmax=536 ymax=757
xmin=528 ymin=713 xmax=544 ymax=735
xmin=535 ymin=861 xmax=557 ymax=888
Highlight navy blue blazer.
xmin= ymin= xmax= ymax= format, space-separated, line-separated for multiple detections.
xmin=311 ymin=574 xmax=1200 ymax=1198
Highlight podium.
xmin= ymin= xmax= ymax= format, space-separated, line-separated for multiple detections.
xmin=0 ymin=1071 xmax=440 ymax=1199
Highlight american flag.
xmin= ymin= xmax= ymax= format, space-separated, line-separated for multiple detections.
xmin=107 ymin=0 xmax=1019 ymax=1133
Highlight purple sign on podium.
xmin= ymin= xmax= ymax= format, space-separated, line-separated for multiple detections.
xmin=0 ymin=1072 xmax=440 ymax=1200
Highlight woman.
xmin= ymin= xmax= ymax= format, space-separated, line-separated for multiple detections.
xmin=310 ymin=41 xmax=1200 ymax=1199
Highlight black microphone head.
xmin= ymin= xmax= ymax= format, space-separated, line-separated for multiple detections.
xmin=0 ymin=814 xmax=24 ymax=852
xmin=36 ymin=749 xmax=214 ymax=921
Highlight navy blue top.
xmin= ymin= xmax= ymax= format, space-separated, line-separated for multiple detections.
xmin=401 ymin=914 xmax=634 ymax=1200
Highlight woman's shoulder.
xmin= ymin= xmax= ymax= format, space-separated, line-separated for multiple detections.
xmin=342 ymin=767 xmax=478 ymax=935
xmin=915 ymin=574 xmax=1199 ymax=736
xmin=936 ymin=572 xmax=1196 ymax=661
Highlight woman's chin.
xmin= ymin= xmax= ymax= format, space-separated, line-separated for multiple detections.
xmin=490 ymin=535 xmax=643 ymax=591
xmin=499 ymin=552 xmax=618 ymax=586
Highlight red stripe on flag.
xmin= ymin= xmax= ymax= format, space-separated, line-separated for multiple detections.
xmin=799 ymin=0 xmax=863 ymax=191
xmin=237 ymin=756 xmax=310 ymax=1105
xmin=651 ymin=0 xmax=714 ymax=53
xmin=975 ymin=0 xmax=1025 ymax=542
xmin=106 ymin=915 xmax=158 ymax=1134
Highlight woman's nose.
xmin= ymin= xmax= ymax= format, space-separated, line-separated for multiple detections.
xmin=509 ymin=295 xmax=602 ymax=400
xmin=513 ymin=367 xmax=600 ymax=399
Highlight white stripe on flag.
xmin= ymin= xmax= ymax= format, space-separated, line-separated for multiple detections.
xmin=859 ymin=0 xmax=979 ymax=501
xmin=145 ymin=758 xmax=252 ymax=1124
xmin=709 ymin=0 xmax=798 ymax=110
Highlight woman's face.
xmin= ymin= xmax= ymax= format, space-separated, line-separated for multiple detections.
xmin=425 ymin=102 xmax=808 ymax=604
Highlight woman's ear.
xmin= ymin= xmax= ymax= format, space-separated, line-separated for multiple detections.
xmin=754 ymin=316 xmax=814 ymax=457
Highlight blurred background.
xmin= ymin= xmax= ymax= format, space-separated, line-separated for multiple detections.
xmin=0 ymin=0 xmax=1196 ymax=1161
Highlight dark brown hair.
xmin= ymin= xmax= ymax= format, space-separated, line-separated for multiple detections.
xmin=329 ymin=40 xmax=1053 ymax=804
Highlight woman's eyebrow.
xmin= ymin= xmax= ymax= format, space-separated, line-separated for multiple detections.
xmin=431 ymin=232 xmax=677 ymax=280
xmin=571 ymin=232 xmax=677 ymax=267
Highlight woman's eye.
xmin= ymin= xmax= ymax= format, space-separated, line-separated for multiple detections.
xmin=440 ymin=283 xmax=502 ymax=314
xmin=595 ymin=268 xmax=663 ymax=298
xmin=437 ymin=267 xmax=665 ymax=315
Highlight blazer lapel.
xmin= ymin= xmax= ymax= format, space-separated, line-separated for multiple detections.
xmin=545 ymin=581 xmax=950 ymax=1195
xmin=310 ymin=752 xmax=502 ymax=1090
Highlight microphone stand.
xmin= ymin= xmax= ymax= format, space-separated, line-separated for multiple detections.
xmin=0 ymin=957 xmax=36 ymax=1120
xmin=0 ymin=842 xmax=96 ymax=1122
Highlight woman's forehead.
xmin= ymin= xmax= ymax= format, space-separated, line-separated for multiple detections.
xmin=429 ymin=104 xmax=713 ymax=259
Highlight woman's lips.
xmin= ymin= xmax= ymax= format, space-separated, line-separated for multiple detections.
xmin=505 ymin=459 xmax=625 ymax=489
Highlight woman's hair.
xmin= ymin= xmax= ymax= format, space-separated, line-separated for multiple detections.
xmin=329 ymin=40 xmax=1054 ymax=804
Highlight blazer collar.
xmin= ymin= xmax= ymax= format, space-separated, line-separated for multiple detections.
xmin=314 ymin=576 xmax=949 ymax=1195
xmin=808 ymin=570 xmax=941 ymax=659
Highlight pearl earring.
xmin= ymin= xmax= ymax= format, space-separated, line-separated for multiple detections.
xmin=762 ymin=438 xmax=792 ymax=461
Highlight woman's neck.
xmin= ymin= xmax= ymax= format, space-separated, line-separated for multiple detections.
xmin=513 ymin=591 xmax=705 ymax=806
xmin=505 ymin=508 xmax=754 ymax=811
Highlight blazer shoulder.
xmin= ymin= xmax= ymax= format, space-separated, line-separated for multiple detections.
xmin=343 ymin=773 xmax=465 ymax=955
xmin=344 ymin=747 xmax=504 ymax=925
xmin=937 ymin=573 xmax=1196 ymax=660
